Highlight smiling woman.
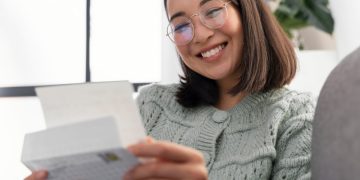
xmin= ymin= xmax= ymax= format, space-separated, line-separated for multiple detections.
xmin=27 ymin=0 xmax=315 ymax=180
xmin=165 ymin=0 xmax=297 ymax=109
xmin=123 ymin=0 xmax=314 ymax=180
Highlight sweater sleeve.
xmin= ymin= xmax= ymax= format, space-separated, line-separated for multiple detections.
xmin=271 ymin=93 xmax=315 ymax=180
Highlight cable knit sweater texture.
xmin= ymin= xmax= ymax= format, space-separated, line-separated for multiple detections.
xmin=136 ymin=84 xmax=315 ymax=180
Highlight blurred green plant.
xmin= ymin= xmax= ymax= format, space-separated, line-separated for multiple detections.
xmin=273 ymin=0 xmax=335 ymax=38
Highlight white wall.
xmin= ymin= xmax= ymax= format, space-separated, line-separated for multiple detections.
xmin=91 ymin=0 xmax=162 ymax=83
xmin=330 ymin=0 xmax=360 ymax=60
xmin=161 ymin=6 xmax=182 ymax=84
xmin=299 ymin=26 xmax=336 ymax=50
xmin=289 ymin=50 xmax=338 ymax=96
xmin=0 ymin=0 xmax=86 ymax=86
xmin=0 ymin=98 xmax=45 ymax=179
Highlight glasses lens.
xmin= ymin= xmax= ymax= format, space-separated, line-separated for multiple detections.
xmin=168 ymin=17 xmax=193 ymax=45
xmin=200 ymin=0 xmax=228 ymax=29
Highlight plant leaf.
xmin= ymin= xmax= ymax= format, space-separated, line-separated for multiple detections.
xmin=273 ymin=0 xmax=334 ymax=36
xmin=303 ymin=0 xmax=334 ymax=34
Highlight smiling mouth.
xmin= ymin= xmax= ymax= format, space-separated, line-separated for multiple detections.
xmin=196 ymin=42 xmax=228 ymax=59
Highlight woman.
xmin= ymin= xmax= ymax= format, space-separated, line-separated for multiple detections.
xmin=26 ymin=0 xmax=314 ymax=179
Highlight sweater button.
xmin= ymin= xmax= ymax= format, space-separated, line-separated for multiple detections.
xmin=212 ymin=111 xmax=228 ymax=123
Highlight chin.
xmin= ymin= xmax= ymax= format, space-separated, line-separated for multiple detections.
xmin=204 ymin=73 xmax=230 ymax=81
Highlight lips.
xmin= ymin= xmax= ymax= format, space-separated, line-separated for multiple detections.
xmin=196 ymin=42 xmax=228 ymax=59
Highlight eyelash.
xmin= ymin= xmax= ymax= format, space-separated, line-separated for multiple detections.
xmin=174 ymin=23 xmax=190 ymax=32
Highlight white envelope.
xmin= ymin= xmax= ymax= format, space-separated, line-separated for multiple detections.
xmin=21 ymin=81 xmax=146 ymax=180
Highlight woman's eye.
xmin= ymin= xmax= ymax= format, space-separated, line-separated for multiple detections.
xmin=205 ymin=7 xmax=223 ymax=18
xmin=174 ymin=23 xmax=191 ymax=33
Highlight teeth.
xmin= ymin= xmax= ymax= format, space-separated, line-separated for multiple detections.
xmin=201 ymin=44 xmax=225 ymax=58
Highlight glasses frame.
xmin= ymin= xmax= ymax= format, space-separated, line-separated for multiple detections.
xmin=166 ymin=0 xmax=233 ymax=46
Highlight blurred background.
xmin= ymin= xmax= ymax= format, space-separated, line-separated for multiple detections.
xmin=0 ymin=0 xmax=359 ymax=179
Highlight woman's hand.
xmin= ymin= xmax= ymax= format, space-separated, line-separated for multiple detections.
xmin=24 ymin=170 xmax=48 ymax=180
xmin=124 ymin=137 xmax=208 ymax=180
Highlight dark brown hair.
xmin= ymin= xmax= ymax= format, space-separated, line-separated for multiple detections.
xmin=164 ymin=0 xmax=297 ymax=108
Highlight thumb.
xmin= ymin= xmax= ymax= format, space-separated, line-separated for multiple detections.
xmin=35 ymin=171 xmax=48 ymax=179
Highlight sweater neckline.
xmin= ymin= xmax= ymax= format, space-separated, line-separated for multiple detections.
xmin=163 ymin=84 xmax=272 ymax=114
xmin=208 ymin=92 xmax=267 ymax=114
xmin=146 ymin=84 xmax=282 ymax=121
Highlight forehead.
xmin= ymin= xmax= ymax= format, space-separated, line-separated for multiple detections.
xmin=167 ymin=0 xmax=205 ymax=16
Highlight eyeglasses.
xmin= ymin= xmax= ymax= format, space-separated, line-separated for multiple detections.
xmin=166 ymin=0 xmax=232 ymax=46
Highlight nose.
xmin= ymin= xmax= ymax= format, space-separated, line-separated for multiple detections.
xmin=192 ymin=18 xmax=215 ymax=44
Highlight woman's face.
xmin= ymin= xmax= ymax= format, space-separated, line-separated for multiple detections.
xmin=167 ymin=0 xmax=244 ymax=82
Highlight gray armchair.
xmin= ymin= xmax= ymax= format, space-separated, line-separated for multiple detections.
xmin=311 ymin=47 xmax=360 ymax=179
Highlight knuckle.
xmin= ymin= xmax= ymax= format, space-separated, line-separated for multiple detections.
xmin=147 ymin=163 xmax=162 ymax=176
xmin=131 ymin=163 xmax=159 ymax=179
xmin=193 ymin=150 xmax=205 ymax=163
xmin=155 ymin=143 xmax=169 ymax=155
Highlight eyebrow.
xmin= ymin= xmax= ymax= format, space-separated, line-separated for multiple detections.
xmin=169 ymin=0 xmax=212 ymax=22
xmin=170 ymin=12 xmax=185 ymax=22
xmin=199 ymin=0 xmax=211 ymax=7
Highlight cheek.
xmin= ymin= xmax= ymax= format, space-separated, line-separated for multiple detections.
xmin=176 ymin=46 xmax=195 ymax=67
xmin=223 ymin=9 xmax=243 ymax=39
xmin=223 ymin=20 xmax=243 ymax=39
xmin=176 ymin=47 xmax=203 ymax=74
xmin=224 ymin=18 xmax=244 ymax=55
xmin=176 ymin=46 xmax=190 ymax=58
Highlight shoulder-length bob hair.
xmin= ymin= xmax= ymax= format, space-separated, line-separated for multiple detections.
xmin=164 ymin=0 xmax=297 ymax=108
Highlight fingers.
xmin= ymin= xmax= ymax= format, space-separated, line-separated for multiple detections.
xmin=126 ymin=138 xmax=208 ymax=179
xmin=124 ymin=162 xmax=207 ymax=180
xmin=24 ymin=171 xmax=48 ymax=180
xmin=128 ymin=140 xmax=204 ymax=163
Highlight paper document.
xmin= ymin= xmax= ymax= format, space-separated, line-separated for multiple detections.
xmin=21 ymin=81 xmax=146 ymax=180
